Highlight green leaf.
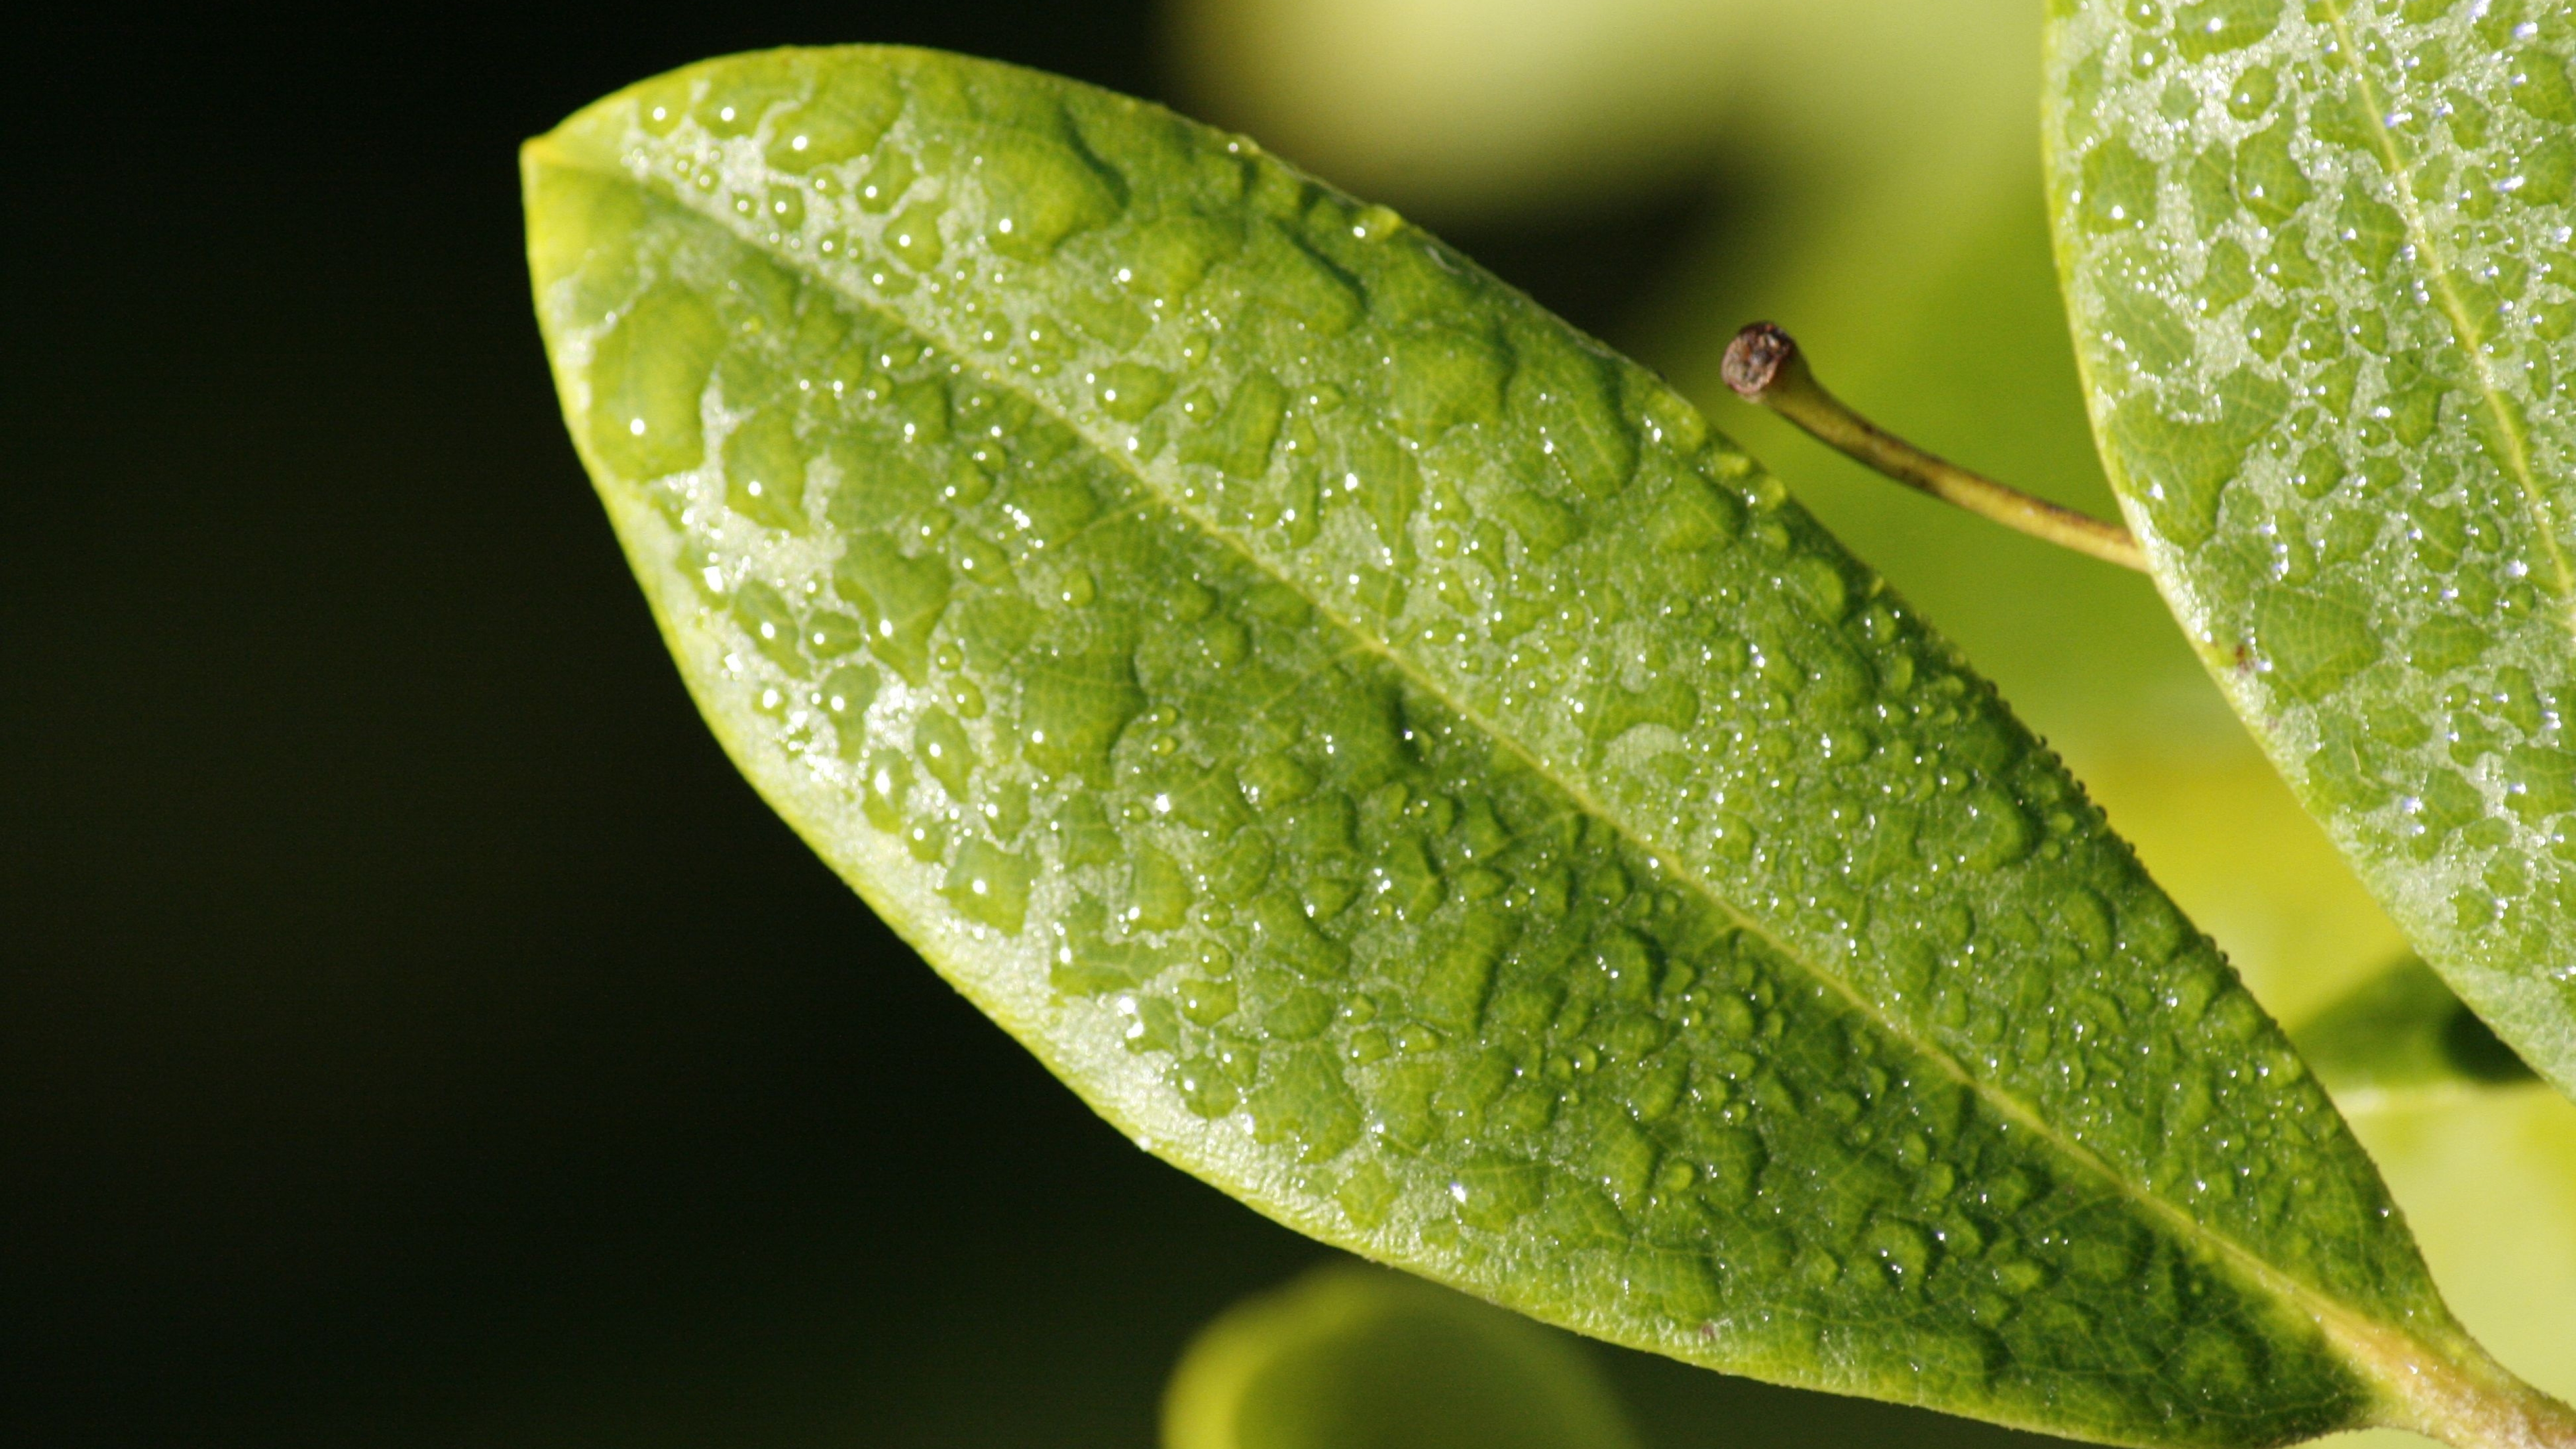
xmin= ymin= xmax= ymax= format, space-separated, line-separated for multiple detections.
xmin=1161 ymin=1263 xmax=1638 ymax=1449
xmin=526 ymin=46 xmax=2556 ymax=1448
xmin=2044 ymin=1 xmax=2576 ymax=1102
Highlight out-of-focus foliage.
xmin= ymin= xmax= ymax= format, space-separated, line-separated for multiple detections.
xmin=2341 ymin=1089 xmax=2576 ymax=1447
xmin=2297 ymin=955 xmax=2536 ymax=1097
xmin=1166 ymin=0 xmax=1738 ymax=219
xmin=1165 ymin=0 xmax=2033 ymax=222
xmin=1163 ymin=1265 xmax=1639 ymax=1449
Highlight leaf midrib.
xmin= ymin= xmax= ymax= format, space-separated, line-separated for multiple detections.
xmin=2315 ymin=1 xmax=2576 ymax=627
xmin=548 ymin=137 xmax=2460 ymax=1412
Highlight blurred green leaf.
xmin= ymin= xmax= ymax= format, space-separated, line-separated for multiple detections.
xmin=526 ymin=44 xmax=2548 ymax=1449
xmin=2296 ymin=954 xmax=2535 ymax=1097
xmin=1163 ymin=1265 xmax=1638 ymax=1449
xmin=2045 ymin=0 xmax=2576 ymax=1101
xmin=1167 ymin=0 xmax=1739 ymax=219
xmin=1166 ymin=0 xmax=2037 ymax=222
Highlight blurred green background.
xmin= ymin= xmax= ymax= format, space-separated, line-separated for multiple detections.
xmin=7 ymin=2 xmax=2568 ymax=1444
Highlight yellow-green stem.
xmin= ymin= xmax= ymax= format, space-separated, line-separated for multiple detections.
xmin=1722 ymin=323 xmax=2147 ymax=573
xmin=2355 ymin=1324 xmax=2576 ymax=1449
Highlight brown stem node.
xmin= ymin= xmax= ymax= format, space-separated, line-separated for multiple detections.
xmin=1722 ymin=321 xmax=1800 ymax=399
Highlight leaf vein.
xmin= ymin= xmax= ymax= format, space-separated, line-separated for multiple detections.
xmin=551 ymin=139 xmax=2499 ymax=1430
xmin=2315 ymin=1 xmax=2576 ymax=628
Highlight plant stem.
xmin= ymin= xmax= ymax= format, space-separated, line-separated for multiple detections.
xmin=1721 ymin=322 xmax=2148 ymax=573
xmin=2409 ymin=1381 xmax=2576 ymax=1449
xmin=2356 ymin=1326 xmax=2576 ymax=1449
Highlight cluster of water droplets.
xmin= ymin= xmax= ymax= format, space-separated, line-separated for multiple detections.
xmin=522 ymin=45 xmax=2433 ymax=1431
xmin=2051 ymin=0 xmax=2576 ymax=1011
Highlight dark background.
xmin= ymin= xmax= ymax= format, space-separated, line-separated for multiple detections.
xmin=5 ymin=7 xmax=2049 ymax=1444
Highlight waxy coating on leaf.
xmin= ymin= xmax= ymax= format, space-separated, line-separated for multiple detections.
xmin=2043 ymin=0 xmax=2576 ymax=1105
xmin=526 ymin=46 xmax=2556 ymax=1449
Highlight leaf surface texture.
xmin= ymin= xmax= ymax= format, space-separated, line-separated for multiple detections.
xmin=2045 ymin=0 xmax=2576 ymax=1100
xmin=529 ymin=47 xmax=2487 ymax=1445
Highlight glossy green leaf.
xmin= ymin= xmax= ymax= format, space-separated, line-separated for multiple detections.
xmin=1162 ymin=1263 xmax=1638 ymax=1449
xmin=525 ymin=47 xmax=2556 ymax=1448
xmin=2045 ymin=0 xmax=2576 ymax=1101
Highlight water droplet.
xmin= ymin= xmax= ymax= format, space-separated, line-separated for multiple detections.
xmin=1250 ymin=891 xmax=1351 ymax=977
xmin=585 ymin=285 xmax=724 ymax=478
xmin=1178 ymin=975 xmax=1237 ymax=1026
xmin=1447 ymin=1156 xmax=1546 ymax=1230
xmin=1178 ymin=372 xmax=1289 ymax=479
xmin=1655 ymin=474 xmax=1741 ymax=551
xmin=1958 ymin=787 xmax=2035 ymax=871
xmin=1019 ymin=642 xmax=1144 ymax=780
xmin=2078 ymin=137 xmax=2159 ymax=232
xmin=1246 ymin=1045 xmax=1363 ymax=1162
xmin=730 ymin=580 xmax=808 ymax=677
xmin=914 ymin=706 xmax=976 ymax=800
xmin=1093 ymin=362 xmax=1173 ymax=423
xmin=1387 ymin=327 xmax=1510 ymax=439
xmin=1336 ymin=1160 xmax=1397 ymax=1226
xmin=1994 ymin=1259 xmax=2050 ymax=1296
xmin=1239 ymin=751 xmax=1317 ymax=811
xmin=859 ymin=751 xmax=913 ymax=833
xmin=834 ymin=533 xmax=952 ymax=686
xmin=978 ymin=130 xmax=1123 ymax=259
xmin=939 ymin=837 xmax=1031 ymax=935
xmin=856 ymin=146 xmax=917 ymax=213
xmin=819 ymin=662 xmax=880 ymax=757
xmin=1120 ymin=993 xmax=1181 ymax=1054
xmin=1494 ymin=490 xmax=1582 ymax=560
xmin=2252 ymin=587 xmax=2379 ymax=701
xmin=1127 ymin=846 xmax=1190 ymax=932
xmin=885 ymin=199 xmax=947 ymax=270
xmin=1350 ymin=203 xmax=1404 ymax=242
xmin=1168 ymin=1054 xmax=1239 ymax=1118
xmin=764 ymin=69 xmax=902 ymax=172
xmin=2227 ymin=64 xmax=2278 ymax=120
xmin=1416 ymin=915 xmax=1511 ymax=1031
xmin=1513 ymin=332 xmax=1635 ymax=501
